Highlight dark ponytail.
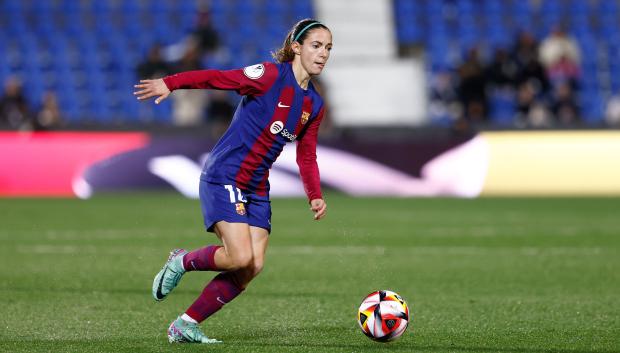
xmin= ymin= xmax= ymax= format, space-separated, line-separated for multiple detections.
xmin=272 ymin=18 xmax=329 ymax=63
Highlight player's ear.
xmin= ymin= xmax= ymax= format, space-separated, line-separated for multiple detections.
xmin=291 ymin=41 xmax=302 ymax=55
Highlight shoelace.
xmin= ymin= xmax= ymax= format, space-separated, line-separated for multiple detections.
xmin=163 ymin=268 xmax=183 ymax=289
xmin=184 ymin=324 xmax=208 ymax=342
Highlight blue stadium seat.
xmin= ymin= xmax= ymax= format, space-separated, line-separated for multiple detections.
xmin=0 ymin=1 xmax=307 ymax=124
xmin=580 ymin=92 xmax=604 ymax=124
xmin=292 ymin=0 xmax=313 ymax=18
xmin=597 ymin=0 xmax=619 ymax=15
xmin=395 ymin=0 xmax=416 ymax=15
xmin=1 ymin=0 xmax=23 ymax=13
xmin=456 ymin=0 xmax=476 ymax=15
xmin=265 ymin=0 xmax=288 ymax=16
xmin=151 ymin=99 xmax=173 ymax=123
xmin=610 ymin=75 xmax=620 ymax=93
xmin=569 ymin=0 xmax=589 ymax=14
xmin=398 ymin=22 xmax=424 ymax=45
xmin=390 ymin=0 xmax=620 ymax=124
xmin=511 ymin=0 xmax=530 ymax=16
xmin=489 ymin=90 xmax=516 ymax=126
xmin=0 ymin=60 xmax=9 ymax=86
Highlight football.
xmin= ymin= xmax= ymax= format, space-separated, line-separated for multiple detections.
xmin=357 ymin=290 xmax=410 ymax=342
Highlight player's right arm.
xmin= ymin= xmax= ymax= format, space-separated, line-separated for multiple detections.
xmin=133 ymin=63 xmax=278 ymax=104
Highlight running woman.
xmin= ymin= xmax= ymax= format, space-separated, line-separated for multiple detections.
xmin=133 ymin=19 xmax=332 ymax=344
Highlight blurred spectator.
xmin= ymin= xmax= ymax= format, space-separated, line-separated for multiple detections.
xmin=137 ymin=44 xmax=173 ymax=79
xmin=516 ymin=57 xmax=550 ymax=97
xmin=527 ymin=102 xmax=553 ymax=128
xmin=191 ymin=9 xmax=220 ymax=56
xmin=539 ymin=26 xmax=581 ymax=87
xmin=605 ymin=93 xmax=620 ymax=127
xmin=513 ymin=32 xmax=539 ymax=68
xmin=515 ymin=81 xmax=536 ymax=122
xmin=429 ymin=70 xmax=462 ymax=123
xmin=539 ymin=26 xmax=581 ymax=69
xmin=538 ymin=27 xmax=582 ymax=125
xmin=138 ymin=5 xmax=228 ymax=127
xmin=486 ymin=48 xmax=519 ymax=91
xmin=457 ymin=47 xmax=487 ymax=123
xmin=516 ymin=80 xmax=550 ymax=127
xmin=172 ymin=36 xmax=204 ymax=76
xmin=513 ymin=32 xmax=549 ymax=96
xmin=34 ymin=92 xmax=62 ymax=130
xmin=0 ymin=77 xmax=32 ymax=130
xmin=551 ymin=82 xmax=580 ymax=125
xmin=515 ymin=81 xmax=552 ymax=128
xmin=171 ymin=39 xmax=208 ymax=126
xmin=547 ymin=55 xmax=580 ymax=89
xmin=165 ymin=5 xmax=225 ymax=127
xmin=505 ymin=31 xmax=551 ymax=126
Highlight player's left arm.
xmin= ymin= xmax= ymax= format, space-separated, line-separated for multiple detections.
xmin=296 ymin=107 xmax=326 ymax=221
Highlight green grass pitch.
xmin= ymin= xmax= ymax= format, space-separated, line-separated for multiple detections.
xmin=1 ymin=193 xmax=619 ymax=353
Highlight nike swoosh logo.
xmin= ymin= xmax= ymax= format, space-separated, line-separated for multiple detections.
xmin=277 ymin=102 xmax=290 ymax=108
xmin=216 ymin=296 xmax=227 ymax=305
xmin=156 ymin=268 xmax=167 ymax=300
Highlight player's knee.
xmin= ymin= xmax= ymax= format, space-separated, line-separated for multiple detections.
xmin=252 ymin=258 xmax=264 ymax=277
xmin=229 ymin=251 xmax=253 ymax=271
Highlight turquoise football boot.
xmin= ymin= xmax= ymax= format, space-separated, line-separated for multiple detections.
xmin=152 ymin=249 xmax=188 ymax=301
xmin=167 ymin=316 xmax=222 ymax=344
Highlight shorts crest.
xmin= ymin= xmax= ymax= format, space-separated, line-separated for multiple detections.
xmin=235 ymin=203 xmax=246 ymax=216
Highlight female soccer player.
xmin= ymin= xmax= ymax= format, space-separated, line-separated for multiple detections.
xmin=134 ymin=19 xmax=332 ymax=344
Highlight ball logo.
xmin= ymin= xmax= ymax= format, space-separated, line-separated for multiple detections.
xmin=243 ymin=64 xmax=265 ymax=79
xmin=270 ymin=121 xmax=284 ymax=134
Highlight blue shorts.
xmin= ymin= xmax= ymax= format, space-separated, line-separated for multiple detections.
xmin=199 ymin=180 xmax=272 ymax=234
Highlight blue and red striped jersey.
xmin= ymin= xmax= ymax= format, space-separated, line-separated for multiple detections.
xmin=163 ymin=62 xmax=324 ymax=201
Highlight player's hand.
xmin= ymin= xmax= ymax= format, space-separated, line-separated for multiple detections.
xmin=133 ymin=78 xmax=170 ymax=104
xmin=310 ymin=199 xmax=327 ymax=220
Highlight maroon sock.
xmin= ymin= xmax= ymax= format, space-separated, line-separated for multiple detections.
xmin=183 ymin=245 xmax=222 ymax=271
xmin=185 ymin=272 xmax=244 ymax=323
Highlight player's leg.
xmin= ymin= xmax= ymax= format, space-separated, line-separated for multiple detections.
xmin=228 ymin=193 xmax=271 ymax=287
xmin=152 ymin=181 xmax=249 ymax=301
xmin=168 ymin=221 xmax=256 ymax=343
xmin=231 ymin=225 xmax=269 ymax=288
xmin=164 ymin=184 xmax=270 ymax=344
xmin=181 ymin=222 xmax=254 ymax=324
xmin=181 ymin=221 xmax=253 ymax=272
xmin=176 ymin=226 xmax=267 ymax=328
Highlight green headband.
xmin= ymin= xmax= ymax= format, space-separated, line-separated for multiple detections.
xmin=293 ymin=21 xmax=322 ymax=42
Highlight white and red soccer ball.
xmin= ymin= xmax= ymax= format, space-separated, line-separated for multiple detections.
xmin=357 ymin=290 xmax=410 ymax=342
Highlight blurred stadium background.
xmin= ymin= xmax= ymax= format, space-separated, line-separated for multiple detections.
xmin=2 ymin=0 xmax=620 ymax=198
xmin=0 ymin=0 xmax=620 ymax=127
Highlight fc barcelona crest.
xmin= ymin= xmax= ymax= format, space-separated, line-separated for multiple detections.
xmin=301 ymin=111 xmax=310 ymax=125
xmin=235 ymin=203 xmax=246 ymax=216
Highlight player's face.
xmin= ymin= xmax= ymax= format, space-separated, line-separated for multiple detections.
xmin=298 ymin=28 xmax=332 ymax=76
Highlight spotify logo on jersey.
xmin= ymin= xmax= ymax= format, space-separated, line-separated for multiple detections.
xmin=270 ymin=121 xmax=284 ymax=134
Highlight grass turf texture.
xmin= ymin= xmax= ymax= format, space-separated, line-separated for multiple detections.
xmin=0 ymin=193 xmax=618 ymax=353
